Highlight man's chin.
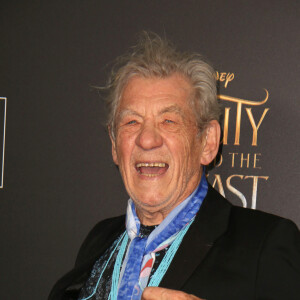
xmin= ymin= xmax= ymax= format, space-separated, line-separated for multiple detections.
xmin=133 ymin=193 xmax=172 ymax=210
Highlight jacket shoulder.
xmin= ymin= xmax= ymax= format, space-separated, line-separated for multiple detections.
xmin=206 ymin=185 xmax=299 ymax=246
xmin=230 ymin=204 xmax=298 ymax=231
xmin=223 ymin=202 xmax=299 ymax=253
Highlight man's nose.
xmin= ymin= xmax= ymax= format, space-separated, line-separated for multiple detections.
xmin=135 ymin=122 xmax=163 ymax=150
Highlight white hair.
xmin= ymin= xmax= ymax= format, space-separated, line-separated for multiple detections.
xmin=103 ymin=32 xmax=221 ymax=140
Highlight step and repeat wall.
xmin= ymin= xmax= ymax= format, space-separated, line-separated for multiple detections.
xmin=1 ymin=1 xmax=299 ymax=299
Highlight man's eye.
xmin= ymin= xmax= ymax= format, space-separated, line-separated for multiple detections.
xmin=164 ymin=119 xmax=175 ymax=124
xmin=126 ymin=120 xmax=137 ymax=125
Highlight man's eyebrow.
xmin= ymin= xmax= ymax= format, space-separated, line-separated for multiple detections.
xmin=159 ymin=105 xmax=184 ymax=117
xmin=117 ymin=105 xmax=184 ymax=121
xmin=117 ymin=109 xmax=142 ymax=120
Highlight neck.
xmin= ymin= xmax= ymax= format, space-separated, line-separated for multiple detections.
xmin=136 ymin=209 xmax=166 ymax=226
xmin=135 ymin=178 xmax=202 ymax=226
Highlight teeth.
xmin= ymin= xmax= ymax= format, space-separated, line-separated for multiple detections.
xmin=136 ymin=162 xmax=166 ymax=168
xmin=143 ymin=174 xmax=159 ymax=177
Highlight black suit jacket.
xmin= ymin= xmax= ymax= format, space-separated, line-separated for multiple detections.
xmin=49 ymin=186 xmax=300 ymax=299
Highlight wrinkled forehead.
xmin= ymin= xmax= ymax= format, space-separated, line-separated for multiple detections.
xmin=118 ymin=74 xmax=194 ymax=111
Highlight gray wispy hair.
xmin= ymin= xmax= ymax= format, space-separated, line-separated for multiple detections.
xmin=103 ymin=32 xmax=221 ymax=140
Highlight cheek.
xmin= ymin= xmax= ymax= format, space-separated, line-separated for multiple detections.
xmin=168 ymin=135 xmax=193 ymax=168
xmin=116 ymin=135 xmax=135 ymax=166
xmin=183 ymin=135 xmax=203 ymax=166
xmin=190 ymin=142 xmax=204 ymax=167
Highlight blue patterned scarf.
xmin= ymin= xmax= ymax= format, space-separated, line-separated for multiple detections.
xmin=117 ymin=173 xmax=208 ymax=299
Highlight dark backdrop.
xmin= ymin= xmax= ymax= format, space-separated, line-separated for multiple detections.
xmin=0 ymin=1 xmax=299 ymax=299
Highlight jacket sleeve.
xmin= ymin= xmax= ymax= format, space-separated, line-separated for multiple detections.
xmin=256 ymin=219 xmax=300 ymax=299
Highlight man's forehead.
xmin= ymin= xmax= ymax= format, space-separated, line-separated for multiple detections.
xmin=121 ymin=74 xmax=193 ymax=100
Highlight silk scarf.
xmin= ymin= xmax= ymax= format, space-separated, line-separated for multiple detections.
xmin=117 ymin=173 xmax=208 ymax=299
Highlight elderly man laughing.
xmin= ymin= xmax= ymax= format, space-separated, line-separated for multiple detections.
xmin=49 ymin=33 xmax=300 ymax=300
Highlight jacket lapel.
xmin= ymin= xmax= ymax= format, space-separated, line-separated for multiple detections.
xmin=159 ymin=186 xmax=232 ymax=290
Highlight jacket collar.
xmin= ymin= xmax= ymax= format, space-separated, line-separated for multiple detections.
xmin=159 ymin=185 xmax=232 ymax=289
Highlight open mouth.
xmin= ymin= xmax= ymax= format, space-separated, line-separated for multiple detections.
xmin=135 ymin=162 xmax=169 ymax=177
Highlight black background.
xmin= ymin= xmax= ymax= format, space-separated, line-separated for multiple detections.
xmin=0 ymin=1 xmax=299 ymax=299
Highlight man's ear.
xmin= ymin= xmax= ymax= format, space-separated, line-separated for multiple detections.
xmin=108 ymin=126 xmax=119 ymax=165
xmin=200 ymin=120 xmax=221 ymax=165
